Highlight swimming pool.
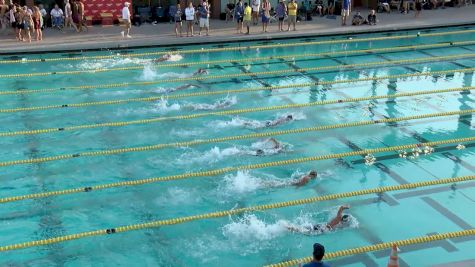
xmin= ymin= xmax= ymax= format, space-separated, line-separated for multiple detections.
xmin=0 ymin=25 xmax=474 ymax=266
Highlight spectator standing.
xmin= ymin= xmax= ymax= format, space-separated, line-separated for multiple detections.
xmin=299 ymin=243 xmax=330 ymax=267
xmin=33 ymin=6 xmax=43 ymax=40
xmin=50 ymin=4 xmax=64 ymax=29
xmin=327 ymin=0 xmax=334 ymax=15
xmin=14 ymin=5 xmax=22 ymax=41
xmin=415 ymin=0 xmax=422 ymax=17
xmin=341 ymin=0 xmax=351 ymax=26
xmin=8 ymin=4 xmax=17 ymax=38
xmin=235 ymin=0 xmax=244 ymax=33
xmin=185 ymin=2 xmax=195 ymax=36
xmin=275 ymin=0 xmax=286 ymax=31
xmin=64 ymin=0 xmax=78 ymax=32
xmin=199 ymin=0 xmax=210 ymax=36
xmin=287 ymin=0 xmax=297 ymax=31
xmin=225 ymin=1 xmax=234 ymax=22
xmin=38 ymin=4 xmax=46 ymax=29
xmin=243 ymin=2 xmax=251 ymax=34
xmin=175 ymin=3 xmax=183 ymax=37
xmin=22 ymin=7 xmax=33 ymax=42
xmin=121 ymin=1 xmax=131 ymax=38
xmin=261 ymin=0 xmax=271 ymax=32
xmin=77 ymin=0 xmax=88 ymax=31
xmin=251 ymin=0 xmax=260 ymax=25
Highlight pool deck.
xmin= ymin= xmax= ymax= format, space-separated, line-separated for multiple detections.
xmin=0 ymin=6 xmax=474 ymax=54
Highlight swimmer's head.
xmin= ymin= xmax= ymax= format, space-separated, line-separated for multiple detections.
xmin=341 ymin=214 xmax=350 ymax=223
xmin=286 ymin=115 xmax=293 ymax=120
xmin=255 ymin=149 xmax=264 ymax=156
xmin=309 ymin=170 xmax=317 ymax=179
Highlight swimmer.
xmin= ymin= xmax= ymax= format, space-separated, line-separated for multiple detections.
xmin=292 ymin=170 xmax=317 ymax=187
xmin=152 ymin=54 xmax=172 ymax=63
xmin=253 ymin=138 xmax=285 ymax=156
xmin=286 ymin=205 xmax=351 ymax=235
xmin=214 ymin=97 xmax=235 ymax=109
xmin=193 ymin=68 xmax=209 ymax=76
xmin=265 ymin=114 xmax=293 ymax=127
xmin=166 ymin=83 xmax=198 ymax=93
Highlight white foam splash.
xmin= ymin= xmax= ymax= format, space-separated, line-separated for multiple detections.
xmin=138 ymin=64 xmax=188 ymax=81
xmin=184 ymin=95 xmax=238 ymax=111
xmin=153 ymin=97 xmax=181 ymax=113
xmin=76 ymin=57 xmax=147 ymax=70
xmin=167 ymin=54 xmax=184 ymax=62
xmin=209 ymin=112 xmax=306 ymax=130
xmin=177 ymin=146 xmax=242 ymax=165
xmin=222 ymin=214 xmax=288 ymax=241
xmin=208 ymin=117 xmax=266 ymax=129
xmin=219 ymin=170 xmax=290 ymax=195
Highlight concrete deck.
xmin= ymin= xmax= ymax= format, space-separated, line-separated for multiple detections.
xmin=0 ymin=6 xmax=474 ymax=54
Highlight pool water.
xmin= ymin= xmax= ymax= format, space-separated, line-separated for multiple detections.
xmin=0 ymin=25 xmax=475 ymax=266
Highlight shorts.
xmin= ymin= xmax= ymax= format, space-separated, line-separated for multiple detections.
xmin=288 ymin=15 xmax=296 ymax=23
xmin=244 ymin=20 xmax=251 ymax=26
xmin=199 ymin=17 xmax=209 ymax=27
xmin=124 ymin=20 xmax=131 ymax=28
xmin=278 ymin=17 xmax=284 ymax=21
xmin=252 ymin=7 xmax=260 ymax=12
xmin=11 ymin=21 xmax=16 ymax=28
xmin=237 ymin=17 xmax=243 ymax=23
xmin=261 ymin=15 xmax=269 ymax=23
xmin=341 ymin=8 xmax=350 ymax=16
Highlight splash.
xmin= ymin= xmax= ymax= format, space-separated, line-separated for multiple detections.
xmin=75 ymin=57 xmax=147 ymax=70
xmin=184 ymin=96 xmax=238 ymax=111
xmin=222 ymin=214 xmax=288 ymax=241
xmin=166 ymin=54 xmax=184 ymax=62
xmin=208 ymin=117 xmax=266 ymax=129
xmin=154 ymin=187 xmax=198 ymax=206
xmin=177 ymin=146 xmax=242 ymax=165
xmin=219 ymin=170 xmax=290 ymax=195
xmin=152 ymin=97 xmax=181 ymax=113
xmin=138 ymin=64 xmax=188 ymax=81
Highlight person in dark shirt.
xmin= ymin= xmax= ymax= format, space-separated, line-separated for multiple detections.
xmin=367 ymin=9 xmax=376 ymax=25
xmin=299 ymin=243 xmax=330 ymax=267
xmin=351 ymin=11 xmax=364 ymax=25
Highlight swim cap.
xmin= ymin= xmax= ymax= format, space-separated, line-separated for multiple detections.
xmin=313 ymin=243 xmax=325 ymax=260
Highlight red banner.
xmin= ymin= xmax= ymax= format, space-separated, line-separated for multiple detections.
xmin=83 ymin=0 xmax=131 ymax=20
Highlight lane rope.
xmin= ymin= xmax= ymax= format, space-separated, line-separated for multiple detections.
xmin=1 ymin=136 xmax=474 ymax=204
xmin=1 ymin=42 xmax=475 ymax=79
xmin=1 ymin=28 xmax=474 ymax=64
xmin=0 ymin=53 xmax=472 ymax=112
xmin=0 ymin=64 xmax=473 ymax=97
xmin=0 ymin=86 xmax=473 ymax=138
xmin=1 ymin=174 xmax=474 ymax=252
xmin=265 ymin=228 xmax=475 ymax=267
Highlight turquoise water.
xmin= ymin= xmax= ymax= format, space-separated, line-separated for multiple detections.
xmin=0 ymin=25 xmax=474 ymax=266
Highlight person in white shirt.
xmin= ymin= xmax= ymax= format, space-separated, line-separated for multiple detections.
xmin=64 ymin=0 xmax=78 ymax=31
xmin=50 ymin=4 xmax=64 ymax=29
xmin=251 ymin=0 xmax=260 ymax=25
xmin=121 ymin=2 xmax=131 ymax=38
xmin=185 ymin=2 xmax=194 ymax=37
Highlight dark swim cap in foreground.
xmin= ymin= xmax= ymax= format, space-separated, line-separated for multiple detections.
xmin=313 ymin=243 xmax=325 ymax=259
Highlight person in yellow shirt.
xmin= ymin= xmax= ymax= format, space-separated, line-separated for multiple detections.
xmin=243 ymin=2 xmax=252 ymax=34
xmin=287 ymin=0 xmax=297 ymax=31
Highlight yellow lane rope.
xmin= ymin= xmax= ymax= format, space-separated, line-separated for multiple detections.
xmin=0 ymin=54 xmax=475 ymax=113
xmin=1 ymin=136 xmax=473 ymax=204
xmin=1 ymin=86 xmax=473 ymax=138
xmin=1 ymin=41 xmax=475 ymax=78
xmin=1 ymin=28 xmax=474 ymax=64
xmin=0 ymin=94 xmax=473 ymax=166
xmin=1 ymin=174 xmax=474 ymax=252
xmin=0 ymin=63 xmax=473 ymax=97
xmin=266 ymin=229 xmax=475 ymax=267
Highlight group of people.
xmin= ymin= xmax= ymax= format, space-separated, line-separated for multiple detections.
xmin=0 ymin=0 xmax=88 ymax=42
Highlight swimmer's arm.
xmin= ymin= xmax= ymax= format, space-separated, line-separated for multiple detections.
xmin=328 ymin=205 xmax=349 ymax=228
xmin=292 ymin=176 xmax=309 ymax=187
